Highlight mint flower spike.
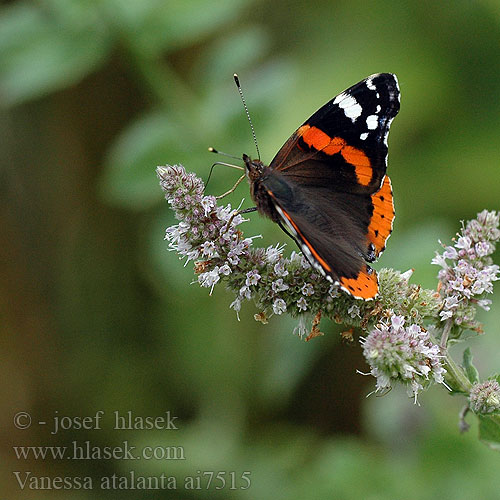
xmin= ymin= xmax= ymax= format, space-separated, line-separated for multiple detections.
xmin=157 ymin=165 xmax=440 ymax=337
xmin=469 ymin=379 xmax=500 ymax=415
xmin=432 ymin=210 xmax=500 ymax=331
xmin=360 ymin=315 xmax=447 ymax=403
xmin=158 ymin=163 xmax=500 ymax=423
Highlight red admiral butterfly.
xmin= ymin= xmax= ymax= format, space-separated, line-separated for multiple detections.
xmin=228 ymin=73 xmax=400 ymax=300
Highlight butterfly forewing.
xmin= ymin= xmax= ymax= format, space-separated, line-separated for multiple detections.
xmin=270 ymin=73 xmax=400 ymax=195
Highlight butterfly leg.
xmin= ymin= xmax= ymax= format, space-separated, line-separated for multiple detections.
xmin=221 ymin=206 xmax=257 ymax=234
xmin=239 ymin=206 xmax=257 ymax=214
xmin=215 ymin=174 xmax=246 ymax=199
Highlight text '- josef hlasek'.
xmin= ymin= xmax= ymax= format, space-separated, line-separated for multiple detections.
xmin=43 ymin=410 xmax=179 ymax=435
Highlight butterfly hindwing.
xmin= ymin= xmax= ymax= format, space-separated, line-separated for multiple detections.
xmin=263 ymin=172 xmax=379 ymax=298
xmin=368 ymin=174 xmax=395 ymax=257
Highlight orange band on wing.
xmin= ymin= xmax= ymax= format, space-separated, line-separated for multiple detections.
xmin=341 ymin=145 xmax=372 ymax=186
xmin=277 ymin=205 xmax=332 ymax=273
xmin=368 ymin=175 xmax=395 ymax=255
xmin=300 ymin=125 xmax=331 ymax=150
xmin=298 ymin=125 xmax=373 ymax=186
xmin=339 ymin=265 xmax=378 ymax=299
xmin=323 ymin=136 xmax=346 ymax=155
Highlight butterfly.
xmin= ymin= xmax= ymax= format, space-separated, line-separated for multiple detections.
xmin=236 ymin=73 xmax=400 ymax=299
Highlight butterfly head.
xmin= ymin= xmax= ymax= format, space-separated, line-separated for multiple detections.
xmin=242 ymin=153 xmax=266 ymax=183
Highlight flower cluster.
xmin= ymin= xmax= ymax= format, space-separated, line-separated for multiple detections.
xmin=159 ymin=165 xmax=335 ymax=330
xmin=360 ymin=315 xmax=447 ymax=402
xmin=469 ymin=379 xmax=500 ymax=415
xmin=432 ymin=210 xmax=500 ymax=330
xmin=158 ymin=165 xmax=500 ymax=409
xmin=157 ymin=165 xmax=439 ymax=337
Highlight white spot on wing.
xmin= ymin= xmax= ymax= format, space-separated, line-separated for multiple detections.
xmin=366 ymin=78 xmax=376 ymax=91
xmin=360 ymin=132 xmax=369 ymax=140
xmin=366 ymin=115 xmax=378 ymax=130
xmin=334 ymin=92 xmax=362 ymax=122
xmin=333 ymin=91 xmax=346 ymax=104
xmin=383 ymin=116 xmax=395 ymax=146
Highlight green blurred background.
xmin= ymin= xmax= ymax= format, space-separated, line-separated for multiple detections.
xmin=2 ymin=0 xmax=500 ymax=498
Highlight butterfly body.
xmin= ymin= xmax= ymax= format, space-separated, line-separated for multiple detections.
xmin=242 ymin=73 xmax=400 ymax=300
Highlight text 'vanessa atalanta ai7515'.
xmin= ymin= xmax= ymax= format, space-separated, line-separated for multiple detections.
xmin=233 ymin=73 xmax=400 ymax=300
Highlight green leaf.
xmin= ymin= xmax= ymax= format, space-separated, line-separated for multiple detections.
xmin=478 ymin=414 xmax=500 ymax=451
xmin=106 ymin=0 xmax=251 ymax=56
xmin=462 ymin=347 xmax=480 ymax=384
xmin=198 ymin=26 xmax=271 ymax=86
xmin=0 ymin=2 xmax=111 ymax=106
xmin=99 ymin=112 xmax=189 ymax=210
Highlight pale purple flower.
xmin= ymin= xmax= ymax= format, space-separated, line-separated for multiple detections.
xmin=443 ymin=246 xmax=458 ymax=260
xmin=431 ymin=253 xmax=448 ymax=268
xmin=239 ymin=285 xmax=252 ymax=300
xmin=201 ymin=196 xmax=216 ymax=216
xmin=297 ymin=297 xmax=308 ymax=311
xmin=274 ymin=260 xmax=289 ymax=277
xmin=159 ymin=166 xmax=500 ymax=412
xmin=360 ymin=315 xmax=446 ymax=402
xmin=273 ymin=298 xmax=287 ymax=315
xmin=230 ymin=297 xmax=242 ymax=321
xmin=266 ymin=244 xmax=285 ymax=264
xmin=198 ymin=268 xmax=221 ymax=294
xmin=348 ymin=304 xmax=361 ymax=319
xmin=456 ymin=235 xmax=472 ymax=250
xmin=230 ymin=297 xmax=242 ymax=312
xmin=245 ymin=270 xmax=261 ymax=286
xmin=200 ymin=241 xmax=218 ymax=258
xmin=219 ymin=264 xmax=232 ymax=276
xmin=272 ymin=278 xmax=289 ymax=293
xmin=476 ymin=299 xmax=492 ymax=311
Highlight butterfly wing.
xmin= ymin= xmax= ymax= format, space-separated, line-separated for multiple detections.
xmin=262 ymin=171 xmax=381 ymax=298
xmin=270 ymin=73 xmax=399 ymax=198
xmin=264 ymin=73 xmax=400 ymax=298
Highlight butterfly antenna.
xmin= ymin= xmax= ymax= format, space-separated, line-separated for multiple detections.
xmin=207 ymin=147 xmax=241 ymax=162
xmin=234 ymin=73 xmax=261 ymax=160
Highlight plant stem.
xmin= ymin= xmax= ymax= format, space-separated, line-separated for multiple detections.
xmin=440 ymin=318 xmax=453 ymax=347
xmin=442 ymin=349 xmax=473 ymax=394
xmin=459 ymin=405 xmax=470 ymax=433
